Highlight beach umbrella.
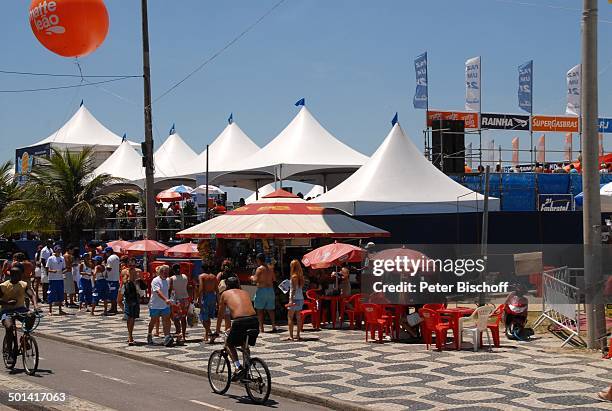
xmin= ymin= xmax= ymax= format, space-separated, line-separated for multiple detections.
xmin=106 ymin=240 xmax=131 ymax=254
xmin=124 ymin=239 xmax=168 ymax=256
xmin=302 ymin=242 xmax=365 ymax=269
xmin=164 ymin=243 xmax=199 ymax=258
xmin=156 ymin=185 xmax=194 ymax=202
xmin=574 ymin=182 xmax=612 ymax=212
xmin=190 ymin=185 xmax=224 ymax=196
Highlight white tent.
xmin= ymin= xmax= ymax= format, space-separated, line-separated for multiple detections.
xmin=21 ymin=104 xmax=138 ymax=167
xmin=305 ymin=185 xmax=324 ymax=199
xmin=601 ymin=182 xmax=612 ymax=212
xmin=315 ymin=122 xmax=499 ymax=215
xmin=222 ymin=106 xmax=368 ymax=186
xmin=154 ymin=130 xmax=198 ymax=178
xmin=245 ymin=183 xmax=276 ymax=204
xmin=92 ymin=140 xmax=150 ymax=184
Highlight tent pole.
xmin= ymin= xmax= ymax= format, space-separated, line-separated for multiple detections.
xmin=205 ymin=144 xmax=209 ymax=221
xmin=255 ymin=179 xmax=259 ymax=200
xmin=323 ymin=173 xmax=327 ymax=193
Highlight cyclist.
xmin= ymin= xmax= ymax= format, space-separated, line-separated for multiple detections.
xmin=211 ymin=276 xmax=258 ymax=381
xmin=0 ymin=266 xmax=38 ymax=353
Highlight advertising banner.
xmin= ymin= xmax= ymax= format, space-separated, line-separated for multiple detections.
xmin=512 ymin=137 xmax=519 ymax=165
xmin=531 ymin=115 xmax=579 ymax=132
xmin=481 ymin=112 xmax=530 ymax=131
xmin=14 ymin=143 xmax=50 ymax=185
xmin=427 ymin=110 xmax=479 ymax=129
xmin=538 ymin=194 xmax=573 ymax=212
xmin=518 ymin=60 xmax=533 ymax=114
xmin=465 ymin=56 xmax=481 ymax=112
xmin=413 ymin=52 xmax=428 ymax=109
xmin=537 ymin=135 xmax=546 ymax=163
xmin=564 ymin=133 xmax=573 ymax=161
xmin=599 ymin=117 xmax=612 ymax=133
xmin=566 ymin=64 xmax=581 ymax=116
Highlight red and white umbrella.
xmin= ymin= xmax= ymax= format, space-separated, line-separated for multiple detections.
xmin=156 ymin=185 xmax=194 ymax=202
xmin=176 ymin=189 xmax=389 ymax=239
xmin=107 ymin=240 xmax=131 ymax=254
xmin=302 ymin=242 xmax=365 ymax=269
xmin=124 ymin=239 xmax=169 ymax=256
xmin=164 ymin=243 xmax=199 ymax=258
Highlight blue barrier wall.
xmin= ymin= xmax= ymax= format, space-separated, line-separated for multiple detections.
xmin=451 ymin=173 xmax=612 ymax=211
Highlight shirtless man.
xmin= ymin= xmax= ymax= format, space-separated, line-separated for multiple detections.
xmin=212 ymin=277 xmax=258 ymax=381
xmin=197 ymin=266 xmax=218 ymax=342
xmin=250 ymin=253 xmax=276 ymax=333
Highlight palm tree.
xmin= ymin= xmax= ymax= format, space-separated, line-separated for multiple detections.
xmin=0 ymin=160 xmax=19 ymax=215
xmin=0 ymin=147 xmax=130 ymax=244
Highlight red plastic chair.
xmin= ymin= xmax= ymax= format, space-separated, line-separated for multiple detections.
xmin=484 ymin=304 xmax=504 ymax=347
xmin=418 ymin=308 xmax=453 ymax=351
xmin=298 ymin=300 xmax=320 ymax=331
xmin=423 ymin=303 xmax=446 ymax=311
xmin=362 ymin=303 xmax=389 ymax=343
xmin=306 ymin=289 xmax=329 ymax=324
xmin=341 ymin=293 xmax=365 ymax=329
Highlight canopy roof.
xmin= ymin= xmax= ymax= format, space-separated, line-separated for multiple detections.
xmin=26 ymin=104 xmax=136 ymax=150
xmin=176 ymin=189 xmax=389 ymax=239
xmin=223 ymin=107 xmax=368 ymax=182
xmin=245 ymin=182 xmax=276 ymax=204
xmin=154 ymin=131 xmax=198 ymax=178
xmin=315 ymin=122 xmax=499 ymax=215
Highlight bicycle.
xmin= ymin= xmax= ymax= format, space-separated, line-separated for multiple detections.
xmin=2 ymin=311 xmax=43 ymax=375
xmin=207 ymin=329 xmax=271 ymax=404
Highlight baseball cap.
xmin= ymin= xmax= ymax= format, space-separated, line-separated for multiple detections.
xmin=93 ymin=256 xmax=103 ymax=263
xmin=53 ymin=245 xmax=62 ymax=252
xmin=104 ymin=246 xmax=114 ymax=253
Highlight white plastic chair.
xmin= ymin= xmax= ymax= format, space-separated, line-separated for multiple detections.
xmin=458 ymin=306 xmax=494 ymax=351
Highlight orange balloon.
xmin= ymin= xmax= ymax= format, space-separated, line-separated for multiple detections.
xmin=29 ymin=0 xmax=109 ymax=58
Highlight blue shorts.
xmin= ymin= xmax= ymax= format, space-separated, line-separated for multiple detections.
xmin=93 ymin=279 xmax=108 ymax=304
xmin=149 ymin=307 xmax=171 ymax=318
xmin=288 ymin=299 xmax=304 ymax=311
xmin=253 ymin=287 xmax=275 ymax=310
xmin=107 ymin=281 xmax=119 ymax=301
xmin=0 ymin=306 xmax=28 ymax=322
xmin=47 ymin=280 xmax=64 ymax=304
xmin=79 ymin=278 xmax=93 ymax=305
xmin=199 ymin=292 xmax=217 ymax=322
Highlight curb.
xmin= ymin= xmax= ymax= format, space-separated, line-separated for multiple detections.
xmin=36 ymin=332 xmax=369 ymax=411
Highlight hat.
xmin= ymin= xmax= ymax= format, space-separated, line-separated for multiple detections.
xmin=104 ymin=246 xmax=114 ymax=254
xmin=81 ymin=253 xmax=90 ymax=259
xmin=93 ymin=256 xmax=103 ymax=263
xmin=53 ymin=245 xmax=62 ymax=252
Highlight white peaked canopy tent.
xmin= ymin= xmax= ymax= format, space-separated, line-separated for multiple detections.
xmin=315 ymin=122 xmax=500 ymax=215
xmin=154 ymin=130 xmax=198 ymax=178
xmin=245 ymin=183 xmax=276 ymax=204
xmin=27 ymin=104 xmax=137 ymax=150
xmin=222 ymin=106 xmax=368 ymax=187
xmin=92 ymin=141 xmax=167 ymax=186
xmin=305 ymin=185 xmax=324 ymax=199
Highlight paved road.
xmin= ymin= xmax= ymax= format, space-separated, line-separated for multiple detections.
xmin=0 ymin=337 xmax=330 ymax=411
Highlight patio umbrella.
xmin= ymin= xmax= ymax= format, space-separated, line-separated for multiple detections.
xmin=164 ymin=243 xmax=199 ymax=258
xmin=190 ymin=185 xmax=224 ymax=196
xmin=302 ymin=242 xmax=365 ymax=269
xmin=106 ymin=240 xmax=131 ymax=254
xmin=124 ymin=239 xmax=169 ymax=256
xmin=574 ymin=182 xmax=612 ymax=212
xmin=156 ymin=185 xmax=194 ymax=202
xmin=176 ymin=189 xmax=389 ymax=239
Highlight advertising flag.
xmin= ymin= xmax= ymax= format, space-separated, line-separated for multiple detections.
xmin=537 ymin=134 xmax=546 ymax=163
xmin=465 ymin=56 xmax=481 ymax=112
xmin=413 ymin=52 xmax=428 ymax=109
xmin=566 ymin=64 xmax=581 ymax=116
xmin=483 ymin=138 xmax=495 ymax=165
xmin=512 ymin=137 xmax=519 ymax=165
xmin=466 ymin=142 xmax=473 ymax=168
xmin=518 ymin=60 xmax=533 ymax=114
xmin=564 ymin=133 xmax=573 ymax=161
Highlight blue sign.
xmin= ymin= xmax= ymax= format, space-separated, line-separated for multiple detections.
xmin=518 ymin=60 xmax=533 ymax=114
xmin=413 ymin=52 xmax=428 ymax=109
xmin=599 ymin=117 xmax=612 ymax=133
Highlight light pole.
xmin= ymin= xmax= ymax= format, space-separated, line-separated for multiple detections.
xmin=141 ymin=0 xmax=156 ymax=240
xmin=580 ymin=0 xmax=605 ymax=350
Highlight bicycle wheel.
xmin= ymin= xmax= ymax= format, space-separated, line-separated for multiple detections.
xmin=21 ymin=335 xmax=39 ymax=375
xmin=2 ymin=333 xmax=17 ymax=369
xmin=207 ymin=350 xmax=231 ymax=394
xmin=244 ymin=357 xmax=271 ymax=405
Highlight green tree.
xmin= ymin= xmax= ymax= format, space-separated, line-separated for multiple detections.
xmin=0 ymin=160 xmax=19 ymax=215
xmin=0 ymin=148 xmax=129 ymax=244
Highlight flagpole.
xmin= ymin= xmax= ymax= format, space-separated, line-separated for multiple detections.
xmin=205 ymin=144 xmax=209 ymax=221
xmin=530 ymin=62 xmax=534 ymax=167
xmin=479 ymin=56 xmax=483 ymax=168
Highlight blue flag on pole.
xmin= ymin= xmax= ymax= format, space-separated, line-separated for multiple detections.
xmin=228 ymin=113 xmax=233 ymax=124
xmin=413 ymin=52 xmax=428 ymax=109
xmin=169 ymin=123 xmax=175 ymax=135
xmin=295 ymin=98 xmax=305 ymax=107
xmin=121 ymin=133 xmax=127 ymax=142
xmin=391 ymin=112 xmax=398 ymax=126
xmin=518 ymin=60 xmax=533 ymax=114
xmin=80 ymin=99 xmax=84 ymax=107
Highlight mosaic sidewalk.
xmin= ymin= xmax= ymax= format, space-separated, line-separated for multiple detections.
xmin=35 ymin=307 xmax=612 ymax=410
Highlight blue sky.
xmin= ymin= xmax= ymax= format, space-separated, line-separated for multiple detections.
xmin=1 ymin=0 xmax=612 ymax=165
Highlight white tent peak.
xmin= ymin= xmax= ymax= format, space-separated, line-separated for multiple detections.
xmin=154 ymin=131 xmax=198 ymax=177
xmin=92 ymin=140 xmax=148 ymax=182
xmin=28 ymin=104 xmax=135 ymax=149
xmin=231 ymin=106 xmax=368 ymax=180
xmin=315 ymin=123 xmax=499 ymax=215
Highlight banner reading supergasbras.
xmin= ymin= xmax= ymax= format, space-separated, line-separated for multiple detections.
xmin=427 ymin=110 xmax=479 ymax=129
xmin=531 ymin=115 xmax=579 ymax=132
